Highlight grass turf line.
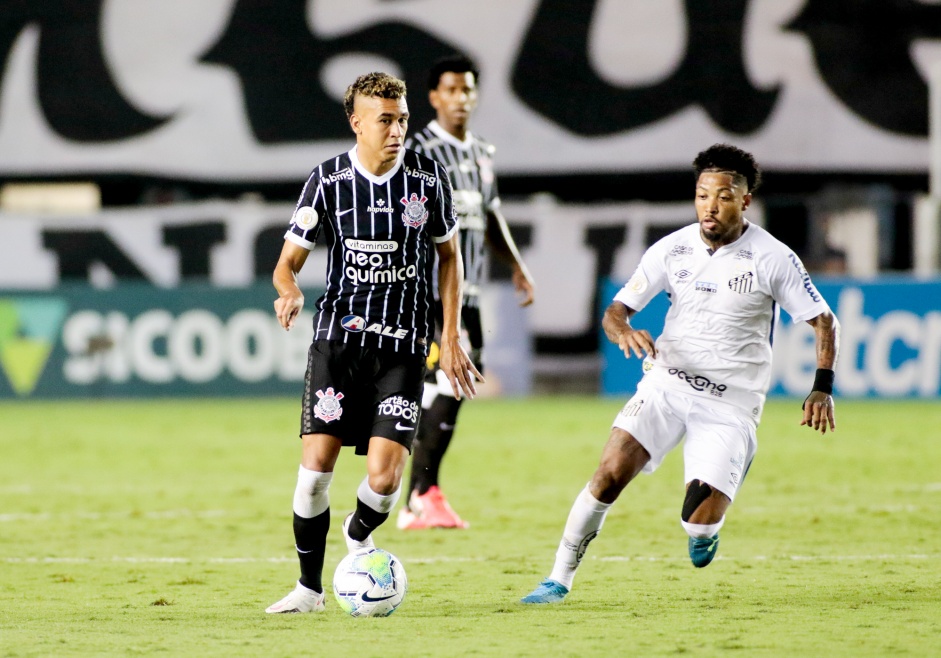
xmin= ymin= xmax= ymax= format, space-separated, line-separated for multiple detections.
xmin=1 ymin=397 xmax=939 ymax=657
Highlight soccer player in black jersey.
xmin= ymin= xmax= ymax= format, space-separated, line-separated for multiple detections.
xmin=266 ymin=71 xmax=482 ymax=614
xmin=397 ymin=56 xmax=535 ymax=530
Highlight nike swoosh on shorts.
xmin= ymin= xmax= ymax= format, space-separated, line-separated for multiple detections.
xmin=395 ymin=423 xmax=414 ymax=431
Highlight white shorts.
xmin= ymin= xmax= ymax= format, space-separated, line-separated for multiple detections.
xmin=612 ymin=384 xmax=757 ymax=500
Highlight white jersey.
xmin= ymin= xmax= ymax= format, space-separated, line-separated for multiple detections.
xmin=614 ymin=221 xmax=830 ymax=423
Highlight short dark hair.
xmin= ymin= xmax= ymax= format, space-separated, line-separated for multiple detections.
xmin=427 ymin=55 xmax=479 ymax=90
xmin=693 ymin=144 xmax=762 ymax=193
xmin=344 ymin=72 xmax=407 ymax=119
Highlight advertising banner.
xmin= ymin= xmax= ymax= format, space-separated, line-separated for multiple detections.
xmin=0 ymin=284 xmax=317 ymax=398
xmin=600 ymin=278 xmax=941 ymax=399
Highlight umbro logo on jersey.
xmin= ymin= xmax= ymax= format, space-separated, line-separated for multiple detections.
xmin=728 ymin=272 xmax=754 ymax=294
xmin=341 ymin=315 xmax=366 ymax=332
xmin=675 ymin=269 xmax=691 ymax=280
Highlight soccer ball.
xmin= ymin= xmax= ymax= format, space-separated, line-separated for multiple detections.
xmin=333 ymin=547 xmax=407 ymax=617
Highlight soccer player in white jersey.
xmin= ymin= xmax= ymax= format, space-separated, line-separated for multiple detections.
xmin=397 ymin=56 xmax=535 ymax=529
xmin=522 ymin=144 xmax=840 ymax=604
xmin=265 ymin=72 xmax=481 ymax=614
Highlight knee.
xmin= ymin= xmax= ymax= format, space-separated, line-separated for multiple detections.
xmin=293 ymin=467 xmax=333 ymax=518
xmin=590 ymin=465 xmax=627 ymax=504
xmin=367 ymin=471 xmax=401 ymax=496
xmin=591 ymin=435 xmax=648 ymax=503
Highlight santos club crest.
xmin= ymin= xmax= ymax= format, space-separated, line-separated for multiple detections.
xmin=400 ymin=193 xmax=429 ymax=228
xmin=314 ymin=387 xmax=344 ymax=422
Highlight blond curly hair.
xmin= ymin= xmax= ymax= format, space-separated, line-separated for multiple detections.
xmin=344 ymin=72 xmax=407 ymax=118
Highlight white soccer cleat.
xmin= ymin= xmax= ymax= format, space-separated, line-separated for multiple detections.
xmin=343 ymin=513 xmax=376 ymax=553
xmin=265 ymin=581 xmax=325 ymax=613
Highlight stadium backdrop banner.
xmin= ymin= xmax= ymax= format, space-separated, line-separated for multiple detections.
xmin=0 ymin=198 xmax=725 ymax=354
xmin=600 ymin=278 xmax=941 ymax=399
xmin=0 ymin=0 xmax=935 ymax=179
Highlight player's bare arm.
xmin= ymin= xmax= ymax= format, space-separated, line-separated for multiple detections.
xmin=485 ymin=208 xmax=535 ymax=306
xmin=272 ymin=240 xmax=309 ymax=331
xmin=435 ymin=234 xmax=484 ymax=399
xmin=801 ymin=310 xmax=840 ymax=434
xmin=602 ymin=301 xmax=657 ymax=360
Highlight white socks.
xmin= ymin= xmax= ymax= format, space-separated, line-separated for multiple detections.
xmin=548 ymin=484 xmax=612 ymax=589
xmin=681 ymin=518 xmax=724 ymax=539
xmin=356 ymin=476 xmax=400 ymax=514
xmin=292 ymin=466 xmax=333 ymax=518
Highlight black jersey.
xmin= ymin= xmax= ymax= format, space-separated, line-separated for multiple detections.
xmin=405 ymin=121 xmax=500 ymax=308
xmin=285 ymin=147 xmax=457 ymax=355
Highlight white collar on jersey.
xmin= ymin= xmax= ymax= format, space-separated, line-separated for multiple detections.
xmin=348 ymin=146 xmax=405 ymax=185
xmin=427 ymin=120 xmax=474 ymax=150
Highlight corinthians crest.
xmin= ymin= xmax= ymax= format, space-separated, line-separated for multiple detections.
xmin=314 ymin=387 xmax=345 ymax=422
xmin=400 ymin=193 xmax=429 ymax=228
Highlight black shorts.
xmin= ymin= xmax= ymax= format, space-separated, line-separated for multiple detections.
xmin=300 ymin=340 xmax=425 ymax=455
xmin=424 ymin=301 xmax=484 ymax=382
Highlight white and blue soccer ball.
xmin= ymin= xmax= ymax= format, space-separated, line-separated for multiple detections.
xmin=333 ymin=547 xmax=407 ymax=617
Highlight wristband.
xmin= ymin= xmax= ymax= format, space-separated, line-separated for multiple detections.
xmin=811 ymin=368 xmax=834 ymax=395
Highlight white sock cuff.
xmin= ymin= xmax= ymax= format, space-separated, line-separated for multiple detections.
xmin=293 ymin=466 xmax=333 ymax=518
xmin=421 ymin=381 xmax=438 ymax=409
xmin=681 ymin=518 xmax=724 ymax=539
xmin=578 ymin=484 xmax=613 ymax=513
xmin=357 ymin=477 xmax=400 ymax=514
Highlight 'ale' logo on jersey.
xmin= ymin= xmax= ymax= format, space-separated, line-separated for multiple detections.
xmin=400 ymin=193 xmax=429 ymax=228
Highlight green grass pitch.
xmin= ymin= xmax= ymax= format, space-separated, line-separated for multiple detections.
xmin=1 ymin=396 xmax=939 ymax=657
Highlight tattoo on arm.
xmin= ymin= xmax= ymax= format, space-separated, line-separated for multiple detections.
xmin=809 ymin=311 xmax=840 ymax=370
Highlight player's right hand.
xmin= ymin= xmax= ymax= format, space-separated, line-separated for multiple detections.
xmin=617 ymin=328 xmax=656 ymax=360
xmin=438 ymin=335 xmax=484 ymax=400
xmin=274 ymin=293 xmax=304 ymax=331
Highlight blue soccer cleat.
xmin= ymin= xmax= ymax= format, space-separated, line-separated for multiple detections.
xmin=520 ymin=579 xmax=569 ymax=604
xmin=688 ymin=534 xmax=720 ymax=568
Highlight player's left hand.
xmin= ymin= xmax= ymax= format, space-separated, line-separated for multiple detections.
xmin=438 ymin=335 xmax=484 ymax=400
xmin=801 ymin=391 xmax=835 ymax=434
xmin=512 ymin=267 xmax=535 ymax=307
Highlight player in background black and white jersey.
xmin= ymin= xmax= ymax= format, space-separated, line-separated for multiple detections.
xmin=397 ymin=56 xmax=535 ymax=530
xmin=266 ymin=72 xmax=482 ymax=614
xmin=522 ymin=144 xmax=840 ymax=604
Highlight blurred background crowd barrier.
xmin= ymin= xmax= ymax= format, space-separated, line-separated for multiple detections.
xmin=2 ymin=0 xmax=940 ymax=399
